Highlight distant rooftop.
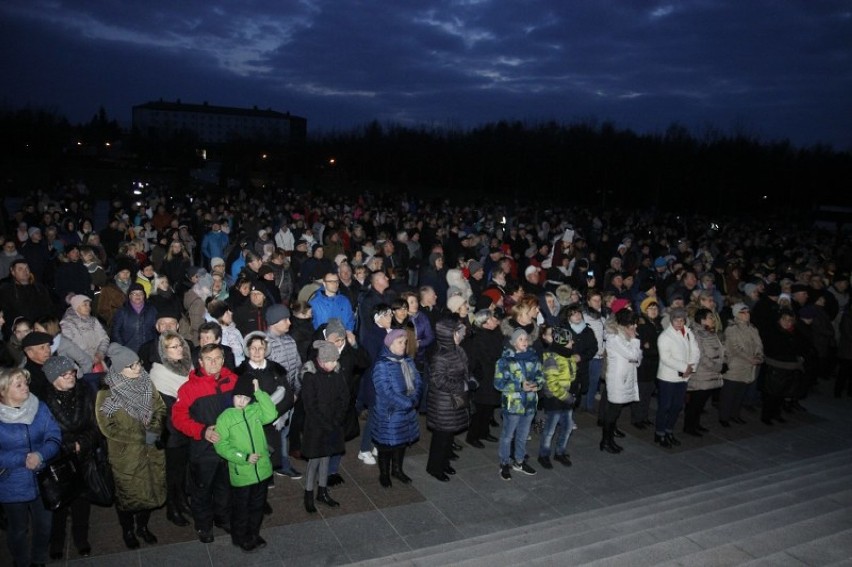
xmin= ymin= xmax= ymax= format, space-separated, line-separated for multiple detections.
xmin=133 ymin=100 xmax=304 ymax=121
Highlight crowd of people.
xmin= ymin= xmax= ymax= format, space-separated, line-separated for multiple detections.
xmin=1 ymin=186 xmax=851 ymax=564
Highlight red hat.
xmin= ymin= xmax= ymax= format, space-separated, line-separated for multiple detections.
xmin=611 ymin=298 xmax=631 ymax=314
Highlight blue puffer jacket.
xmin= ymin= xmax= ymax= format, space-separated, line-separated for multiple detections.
xmin=371 ymin=346 xmax=422 ymax=447
xmin=0 ymin=400 xmax=63 ymax=503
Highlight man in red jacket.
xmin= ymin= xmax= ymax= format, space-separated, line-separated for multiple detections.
xmin=172 ymin=343 xmax=238 ymax=543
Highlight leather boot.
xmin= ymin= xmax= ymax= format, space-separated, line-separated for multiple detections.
xmin=167 ymin=502 xmax=190 ymax=527
xmin=654 ymin=433 xmax=672 ymax=448
xmin=609 ymin=427 xmax=624 ymax=452
xmin=378 ymin=451 xmax=393 ymax=488
xmin=391 ymin=447 xmax=412 ymax=484
xmin=123 ymin=529 xmax=140 ymax=550
xmin=304 ymin=490 xmax=317 ymax=514
xmin=316 ymin=487 xmax=340 ymax=508
xmin=665 ymin=432 xmax=681 ymax=446
xmin=599 ymin=426 xmax=619 ymax=454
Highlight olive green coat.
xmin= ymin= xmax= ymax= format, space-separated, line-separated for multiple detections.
xmin=95 ymin=389 xmax=167 ymax=512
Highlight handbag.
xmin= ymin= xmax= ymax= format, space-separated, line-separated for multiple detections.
xmin=37 ymin=452 xmax=84 ymax=511
xmin=82 ymin=444 xmax=115 ymax=507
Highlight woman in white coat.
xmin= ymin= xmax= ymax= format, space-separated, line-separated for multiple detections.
xmin=655 ymin=307 xmax=700 ymax=448
xmin=601 ymin=309 xmax=642 ymax=454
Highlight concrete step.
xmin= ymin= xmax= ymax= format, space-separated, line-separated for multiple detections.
xmin=564 ymin=495 xmax=852 ymax=567
xmin=738 ymin=528 xmax=852 ymax=566
xmin=452 ymin=477 xmax=851 ymax=567
xmin=352 ymin=449 xmax=852 ymax=566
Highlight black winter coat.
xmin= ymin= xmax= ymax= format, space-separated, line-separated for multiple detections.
xmin=636 ymin=314 xmax=662 ymax=383
xmin=427 ymin=319 xmax=470 ymax=433
xmin=300 ymin=361 xmax=349 ymax=459
xmin=567 ymin=323 xmax=599 ymax=392
xmin=43 ymin=382 xmax=100 ymax=459
xmin=463 ymin=326 xmax=504 ymax=406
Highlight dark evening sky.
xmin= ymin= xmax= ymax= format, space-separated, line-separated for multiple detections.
xmin=2 ymin=1 xmax=850 ymax=149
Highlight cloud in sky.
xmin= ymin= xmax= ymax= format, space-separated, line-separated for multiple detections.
xmin=1 ymin=0 xmax=850 ymax=148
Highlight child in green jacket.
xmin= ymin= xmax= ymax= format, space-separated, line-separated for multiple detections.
xmin=215 ymin=376 xmax=277 ymax=552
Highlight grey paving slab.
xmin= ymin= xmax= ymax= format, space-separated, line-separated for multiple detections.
xmin=402 ymin=524 xmax=466 ymax=551
xmin=324 ymin=510 xmax=399 ymax=547
xmin=784 ymin=529 xmax=852 ymax=566
xmin=377 ymin=502 xmax=452 ymax=537
xmin=266 ymin=522 xmax=346 ymax=559
xmin=343 ymin=537 xmax=411 ymax=563
xmin=68 ymin=553 xmax=142 ymax=566
xmin=139 ymin=541 xmax=213 ymax=566
xmin=657 ymin=543 xmax=757 ymax=567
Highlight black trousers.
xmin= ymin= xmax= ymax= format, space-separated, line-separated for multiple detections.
xmin=719 ymin=380 xmax=749 ymax=421
xmin=117 ymin=509 xmax=151 ymax=531
xmin=602 ymin=401 xmax=625 ymax=428
xmin=189 ymin=458 xmax=231 ymax=532
xmin=427 ymin=430 xmax=454 ymax=476
xmin=684 ymin=389 xmax=715 ymax=432
xmin=50 ymin=496 xmax=91 ymax=551
xmin=630 ymin=381 xmax=656 ymax=423
xmin=165 ymin=445 xmax=189 ymax=507
xmin=466 ymin=402 xmax=496 ymax=442
xmin=230 ymin=480 xmax=268 ymax=546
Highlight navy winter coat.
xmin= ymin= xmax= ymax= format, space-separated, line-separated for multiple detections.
xmin=110 ymin=302 xmax=159 ymax=353
xmin=370 ymin=346 xmax=422 ymax=447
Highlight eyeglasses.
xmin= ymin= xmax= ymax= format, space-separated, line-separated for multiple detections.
xmin=324 ymin=279 xmax=339 ymax=284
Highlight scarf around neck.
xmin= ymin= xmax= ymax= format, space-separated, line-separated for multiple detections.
xmin=0 ymin=394 xmax=39 ymax=425
xmin=101 ymin=369 xmax=154 ymax=426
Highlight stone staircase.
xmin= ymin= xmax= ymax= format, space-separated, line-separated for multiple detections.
xmin=352 ymin=448 xmax=852 ymax=566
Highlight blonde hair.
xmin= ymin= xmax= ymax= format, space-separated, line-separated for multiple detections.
xmin=0 ymin=367 xmax=30 ymax=402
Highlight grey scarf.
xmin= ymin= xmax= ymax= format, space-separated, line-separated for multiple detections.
xmin=391 ymin=357 xmax=416 ymax=396
xmin=0 ymin=394 xmax=39 ymax=425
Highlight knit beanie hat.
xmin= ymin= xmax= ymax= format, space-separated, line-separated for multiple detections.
xmin=69 ymin=294 xmax=91 ymax=311
xmin=43 ymin=356 xmax=76 ymax=383
xmin=611 ymin=298 xmax=630 ymax=314
xmin=232 ymin=374 xmax=255 ymax=398
xmin=510 ymin=328 xmax=528 ymax=347
xmin=313 ymin=340 xmax=340 ymax=364
xmin=384 ymin=329 xmax=407 ymax=347
xmin=639 ymin=297 xmax=658 ymax=314
xmin=265 ymin=304 xmax=291 ymax=326
xmin=108 ymin=342 xmax=138 ymax=370
xmin=324 ymin=318 xmax=346 ymax=340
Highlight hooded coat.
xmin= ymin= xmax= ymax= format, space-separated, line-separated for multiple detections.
xmin=215 ymin=390 xmax=277 ymax=487
xmin=427 ymin=320 xmax=471 ymax=433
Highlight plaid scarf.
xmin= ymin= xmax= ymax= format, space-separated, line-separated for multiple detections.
xmin=101 ymin=369 xmax=154 ymax=426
